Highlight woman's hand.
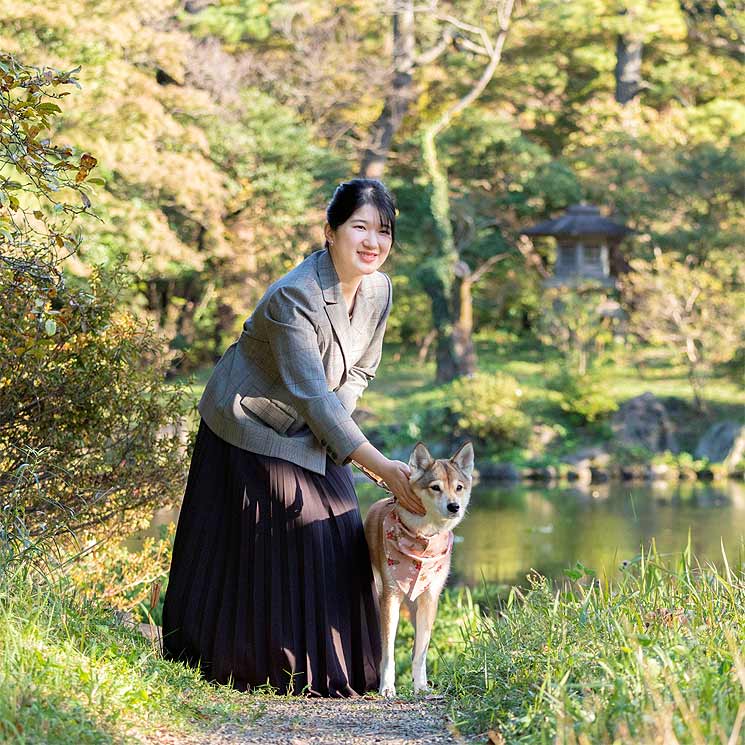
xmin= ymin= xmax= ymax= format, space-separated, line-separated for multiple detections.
xmin=349 ymin=442 xmax=426 ymax=516
xmin=380 ymin=459 xmax=426 ymax=516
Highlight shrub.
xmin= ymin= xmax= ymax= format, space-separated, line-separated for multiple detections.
xmin=446 ymin=372 xmax=531 ymax=449
xmin=551 ymin=369 xmax=618 ymax=425
xmin=0 ymin=55 xmax=190 ymax=562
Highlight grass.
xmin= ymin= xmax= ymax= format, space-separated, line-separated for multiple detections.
xmin=444 ymin=541 xmax=745 ymax=743
xmin=6 ymin=499 xmax=745 ymax=742
xmin=0 ymin=562 xmax=257 ymax=744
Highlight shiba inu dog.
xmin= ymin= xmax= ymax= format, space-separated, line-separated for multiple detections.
xmin=363 ymin=441 xmax=474 ymax=696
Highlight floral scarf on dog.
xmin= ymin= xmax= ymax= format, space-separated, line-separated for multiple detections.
xmin=382 ymin=502 xmax=453 ymax=602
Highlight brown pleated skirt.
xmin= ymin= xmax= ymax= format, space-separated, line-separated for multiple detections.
xmin=162 ymin=419 xmax=381 ymax=697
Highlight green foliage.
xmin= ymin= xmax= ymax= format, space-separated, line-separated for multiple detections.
xmin=0 ymin=564 xmax=256 ymax=743
xmin=0 ymin=54 xmax=92 ymax=257
xmin=67 ymin=523 xmax=176 ymax=625
xmin=622 ymin=249 xmax=745 ymax=409
xmin=393 ymin=586 xmax=486 ymax=691
xmin=180 ymin=0 xmax=279 ymax=46
xmin=447 ymin=372 xmax=531 ymax=448
xmin=447 ymin=544 xmax=745 ymax=742
xmin=3 ymin=0 xmax=744 ymax=372
xmin=537 ymin=282 xmax=619 ymax=376
xmin=0 ymin=55 xmax=189 ymax=559
xmin=550 ymin=368 xmax=619 ymax=425
xmin=650 ymin=449 xmax=709 ymax=472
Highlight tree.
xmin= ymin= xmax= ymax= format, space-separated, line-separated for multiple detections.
xmin=419 ymin=0 xmax=516 ymax=381
xmin=537 ymin=283 xmax=618 ymax=376
xmin=622 ymin=249 xmax=745 ymax=410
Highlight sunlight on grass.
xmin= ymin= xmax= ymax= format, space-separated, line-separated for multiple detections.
xmin=446 ymin=542 xmax=745 ymax=743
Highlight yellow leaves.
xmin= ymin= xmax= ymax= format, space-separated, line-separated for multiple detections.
xmin=75 ymin=152 xmax=97 ymax=183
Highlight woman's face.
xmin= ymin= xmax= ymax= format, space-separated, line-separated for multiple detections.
xmin=325 ymin=203 xmax=393 ymax=282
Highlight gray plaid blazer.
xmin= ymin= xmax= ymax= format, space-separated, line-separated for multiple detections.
xmin=198 ymin=248 xmax=392 ymax=475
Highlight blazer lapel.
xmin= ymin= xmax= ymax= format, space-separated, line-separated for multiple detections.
xmin=316 ymin=249 xmax=353 ymax=385
xmin=349 ymin=277 xmax=374 ymax=336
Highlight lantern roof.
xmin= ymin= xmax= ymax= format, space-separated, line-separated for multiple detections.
xmin=521 ymin=204 xmax=631 ymax=238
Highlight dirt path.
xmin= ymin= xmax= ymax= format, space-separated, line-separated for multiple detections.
xmin=141 ymin=695 xmax=464 ymax=745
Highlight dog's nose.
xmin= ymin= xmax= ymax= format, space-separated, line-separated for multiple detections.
xmin=447 ymin=502 xmax=460 ymax=514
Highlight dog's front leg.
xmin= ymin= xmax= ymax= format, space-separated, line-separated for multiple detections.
xmin=379 ymin=588 xmax=402 ymax=697
xmin=412 ymin=590 xmax=439 ymax=693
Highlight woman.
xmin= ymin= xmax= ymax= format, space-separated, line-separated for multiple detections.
xmin=162 ymin=179 xmax=423 ymax=697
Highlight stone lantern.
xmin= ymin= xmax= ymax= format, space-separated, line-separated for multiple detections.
xmin=521 ymin=204 xmax=630 ymax=287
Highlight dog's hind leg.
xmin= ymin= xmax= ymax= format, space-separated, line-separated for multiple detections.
xmin=412 ymin=590 xmax=439 ymax=693
xmin=379 ymin=589 xmax=402 ymax=697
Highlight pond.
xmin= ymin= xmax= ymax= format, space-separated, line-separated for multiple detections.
xmin=139 ymin=478 xmax=745 ymax=589
xmin=357 ymin=478 xmax=745 ymax=586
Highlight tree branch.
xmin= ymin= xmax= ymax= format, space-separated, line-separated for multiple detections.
xmin=415 ymin=26 xmax=455 ymax=65
xmin=471 ymin=253 xmax=509 ymax=284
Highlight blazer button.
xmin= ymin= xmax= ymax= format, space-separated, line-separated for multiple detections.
xmin=321 ymin=439 xmax=327 ymax=446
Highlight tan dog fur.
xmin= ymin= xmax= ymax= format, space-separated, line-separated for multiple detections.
xmin=364 ymin=442 xmax=474 ymax=696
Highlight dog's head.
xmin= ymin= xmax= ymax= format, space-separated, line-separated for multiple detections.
xmin=408 ymin=442 xmax=474 ymax=525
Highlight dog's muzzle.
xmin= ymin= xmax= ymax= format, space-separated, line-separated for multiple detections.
xmin=446 ymin=502 xmax=460 ymax=514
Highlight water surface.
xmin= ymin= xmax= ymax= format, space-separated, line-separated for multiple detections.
xmin=357 ymin=478 xmax=745 ymax=586
xmin=140 ymin=478 xmax=745 ymax=589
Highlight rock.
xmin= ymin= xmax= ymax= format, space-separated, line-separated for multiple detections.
xmin=477 ymin=462 xmax=521 ymax=481
xmin=523 ymin=466 xmax=557 ymax=482
xmin=694 ymin=421 xmax=745 ymax=471
xmin=649 ymin=463 xmax=675 ymax=481
xmin=590 ymin=467 xmax=610 ymax=483
xmin=696 ymin=467 xmax=714 ymax=481
xmin=562 ymin=445 xmax=610 ymax=467
xmin=611 ymin=392 xmax=678 ymax=453
xmin=566 ymin=467 xmax=592 ymax=484
xmin=620 ymin=464 xmax=648 ymax=481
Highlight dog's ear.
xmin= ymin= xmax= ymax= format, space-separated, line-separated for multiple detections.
xmin=450 ymin=441 xmax=474 ymax=480
xmin=409 ymin=442 xmax=433 ymax=474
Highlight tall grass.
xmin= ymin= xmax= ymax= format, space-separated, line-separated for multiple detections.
xmin=445 ymin=541 xmax=745 ymax=743
xmin=0 ymin=564 xmax=254 ymax=744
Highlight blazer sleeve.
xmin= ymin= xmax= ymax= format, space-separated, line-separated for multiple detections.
xmin=336 ymin=275 xmax=392 ymax=415
xmin=262 ymin=286 xmax=367 ymax=465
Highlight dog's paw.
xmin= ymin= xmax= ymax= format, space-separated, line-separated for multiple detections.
xmin=413 ymin=682 xmax=430 ymax=695
xmin=379 ymin=685 xmax=397 ymax=698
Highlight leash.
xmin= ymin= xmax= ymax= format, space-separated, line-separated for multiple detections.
xmin=350 ymin=460 xmax=393 ymax=495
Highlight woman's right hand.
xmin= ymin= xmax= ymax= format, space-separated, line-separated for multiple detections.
xmin=380 ymin=459 xmax=426 ymax=516
xmin=349 ymin=442 xmax=426 ymax=516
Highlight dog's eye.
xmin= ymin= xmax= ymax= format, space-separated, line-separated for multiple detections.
xmin=456 ymin=484 xmax=463 ymax=492
xmin=430 ymin=484 xmax=441 ymax=492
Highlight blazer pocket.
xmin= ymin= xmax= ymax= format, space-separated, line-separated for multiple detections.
xmin=240 ymin=395 xmax=296 ymax=435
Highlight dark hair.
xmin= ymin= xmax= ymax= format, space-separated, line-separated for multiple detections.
xmin=324 ymin=179 xmax=397 ymax=248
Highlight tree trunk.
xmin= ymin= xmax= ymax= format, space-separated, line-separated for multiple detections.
xmin=453 ymin=272 xmax=477 ymax=377
xmin=429 ymin=274 xmax=458 ymax=383
xmin=419 ymin=1 xmax=515 ymax=382
xmin=417 ymin=328 xmax=437 ymax=364
xmin=615 ymin=33 xmax=643 ymax=104
xmin=359 ymin=2 xmax=416 ymax=178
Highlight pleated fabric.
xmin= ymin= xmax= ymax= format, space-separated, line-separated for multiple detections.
xmin=162 ymin=419 xmax=381 ymax=697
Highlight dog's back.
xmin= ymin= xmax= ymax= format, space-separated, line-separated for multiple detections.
xmin=363 ymin=498 xmax=395 ymax=595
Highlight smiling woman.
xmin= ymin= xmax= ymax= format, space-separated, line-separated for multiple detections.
xmin=323 ymin=191 xmax=395 ymax=313
xmin=162 ymin=178 xmax=425 ymax=698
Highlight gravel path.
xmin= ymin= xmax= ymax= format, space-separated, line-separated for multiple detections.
xmin=140 ymin=695 xmax=464 ymax=745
